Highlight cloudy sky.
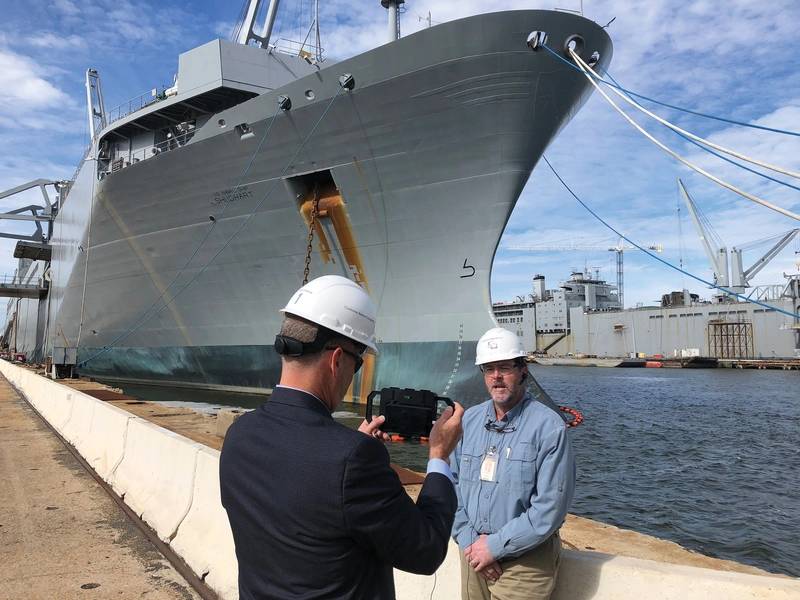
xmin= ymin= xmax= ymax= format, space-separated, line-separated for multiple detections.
xmin=1 ymin=0 xmax=798 ymax=307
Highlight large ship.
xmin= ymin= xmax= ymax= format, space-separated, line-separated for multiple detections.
xmin=1 ymin=1 xmax=612 ymax=403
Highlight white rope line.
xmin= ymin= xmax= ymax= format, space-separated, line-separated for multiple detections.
xmin=568 ymin=49 xmax=800 ymax=222
xmin=570 ymin=51 xmax=800 ymax=181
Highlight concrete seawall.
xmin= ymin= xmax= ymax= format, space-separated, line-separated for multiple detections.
xmin=2 ymin=359 xmax=798 ymax=600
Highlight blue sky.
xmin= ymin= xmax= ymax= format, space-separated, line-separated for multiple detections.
xmin=1 ymin=0 xmax=798 ymax=307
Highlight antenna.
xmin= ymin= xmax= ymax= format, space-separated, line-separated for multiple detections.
xmin=416 ymin=11 xmax=439 ymax=27
xmin=314 ymin=0 xmax=321 ymax=61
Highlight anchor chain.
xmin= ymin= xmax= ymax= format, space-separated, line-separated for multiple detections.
xmin=302 ymin=186 xmax=322 ymax=285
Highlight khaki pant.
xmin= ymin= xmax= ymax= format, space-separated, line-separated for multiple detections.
xmin=459 ymin=533 xmax=561 ymax=600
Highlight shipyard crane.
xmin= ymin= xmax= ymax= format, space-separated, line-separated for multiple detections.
xmin=506 ymin=239 xmax=663 ymax=308
xmin=678 ymin=178 xmax=799 ymax=295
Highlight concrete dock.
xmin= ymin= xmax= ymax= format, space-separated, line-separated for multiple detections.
xmin=3 ymin=362 xmax=798 ymax=600
xmin=44 ymin=371 xmax=773 ymax=575
xmin=0 ymin=374 xmax=200 ymax=600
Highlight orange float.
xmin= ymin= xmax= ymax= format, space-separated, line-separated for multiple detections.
xmin=558 ymin=406 xmax=584 ymax=428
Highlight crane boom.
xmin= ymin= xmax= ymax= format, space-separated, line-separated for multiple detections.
xmin=678 ymin=178 xmax=729 ymax=287
xmin=744 ymin=229 xmax=800 ymax=281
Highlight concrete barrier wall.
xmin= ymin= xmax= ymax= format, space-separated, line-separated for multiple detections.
xmin=12 ymin=366 xmax=55 ymax=417
xmin=171 ymin=446 xmax=239 ymax=599
xmin=29 ymin=375 xmax=74 ymax=430
xmin=394 ymin=540 xmax=461 ymax=598
xmin=2 ymin=360 xmax=799 ymax=600
xmin=394 ymin=542 xmax=800 ymax=600
xmin=109 ymin=418 xmax=201 ymax=543
xmin=552 ymin=551 xmax=800 ymax=600
xmin=76 ymin=400 xmax=134 ymax=481
xmin=60 ymin=390 xmax=95 ymax=447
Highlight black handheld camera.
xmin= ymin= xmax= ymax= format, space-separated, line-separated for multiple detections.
xmin=365 ymin=388 xmax=453 ymax=439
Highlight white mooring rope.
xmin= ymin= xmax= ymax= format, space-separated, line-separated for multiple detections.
xmin=570 ymin=50 xmax=800 ymax=181
xmin=568 ymin=48 xmax=800 ymax=223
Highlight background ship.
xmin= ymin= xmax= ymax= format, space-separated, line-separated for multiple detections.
xmin=1 ymin=0 xmax=611 ymax=403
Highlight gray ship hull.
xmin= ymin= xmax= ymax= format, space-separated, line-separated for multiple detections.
xmin=43 ymin=11 xmax=612 ymax=402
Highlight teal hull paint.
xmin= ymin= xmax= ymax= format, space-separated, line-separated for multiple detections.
xmin=77 ymin=341 xmax=488 ymax=404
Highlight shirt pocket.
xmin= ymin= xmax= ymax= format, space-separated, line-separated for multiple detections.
xmin=504 ymin=441 xmax=537 ymax=491
xmin=458 ymin=441 xmax=484 ymax=484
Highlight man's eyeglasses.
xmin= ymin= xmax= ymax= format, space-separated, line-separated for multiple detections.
xmin=480 ymin=363 xmax=518 ymax=376
xmin=327 ymin=345 xmax=364 ymax=373
xmin=484 ymin=419 xmax=517 ymax=434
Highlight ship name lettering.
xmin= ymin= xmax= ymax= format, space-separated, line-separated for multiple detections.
xmin=212 ymin=186 xmax=253 ymax=205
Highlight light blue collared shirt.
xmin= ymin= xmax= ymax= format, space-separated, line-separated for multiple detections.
xmin=427 ymin=457 xmax=455 ymax=484
xmin=450 ymin=392 xmax=575 ymax=560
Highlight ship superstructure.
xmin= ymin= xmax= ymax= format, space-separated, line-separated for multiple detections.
xmin=1 ymin=1 xmax=612 ymax=402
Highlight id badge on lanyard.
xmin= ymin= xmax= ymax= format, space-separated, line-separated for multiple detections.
xmin=480 ymin=446 xmax=498 ymax=482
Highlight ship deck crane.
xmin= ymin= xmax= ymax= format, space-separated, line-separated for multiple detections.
xmin=678 ymin=178 xmax=799 ymax=295
xmin=506 ymin=239 xmax=663 ymax=308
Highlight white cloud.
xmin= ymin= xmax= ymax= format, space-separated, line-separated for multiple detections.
xmin=681 ymin=101 xmax=800 ymax=212
xmin=53 ymin=0 xmax=81 ymax=17
xmin=0 ymin=49 xmax=69 ymax=110
xmin=26 ymin=32 xmax=88 ymax=50
xmin=212 ymin=20 xmax=237 ymax=40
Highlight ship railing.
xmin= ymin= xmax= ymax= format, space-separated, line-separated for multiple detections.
xmin=272 ymin=38 xmax=325 ymax=61
xmin=67 ymin=143 xmax=93 ymax=186
xmin=104 ymin=129 xmax=196 ymax=176
xmin=0 ymin=275 xmax=45 ymax=289
xmin=106 ymin=85 xmax=171 ymax=126
xmin=746 ymin=284 xmax=787 ymax=302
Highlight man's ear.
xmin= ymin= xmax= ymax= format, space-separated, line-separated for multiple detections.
xmin=328 ymin=346 xmax=343 ymax=376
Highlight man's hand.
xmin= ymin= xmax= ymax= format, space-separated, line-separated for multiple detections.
xmin=358 ymin=415 xmax=390 ymax=442
xmin=478 ymin=561 xmax=503 ymax=582
xmin=428 ymin=402 xmax=464 ymax=461
xmin=463 ymin=535 xmax=495 ymax=572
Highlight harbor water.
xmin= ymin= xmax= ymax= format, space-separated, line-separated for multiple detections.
xmin=116 ymin=366 xmax=799 ymax=577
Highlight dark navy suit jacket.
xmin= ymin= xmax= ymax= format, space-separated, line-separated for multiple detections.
xmin=219 ymin=386 xmax=457 ymax=599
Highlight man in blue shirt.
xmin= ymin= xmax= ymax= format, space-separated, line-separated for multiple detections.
xmin=451 ymin=327 xmax=575 ymax=600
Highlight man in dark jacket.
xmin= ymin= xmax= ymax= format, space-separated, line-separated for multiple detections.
xmin=220 ymin=275 xmax=464 ymax=599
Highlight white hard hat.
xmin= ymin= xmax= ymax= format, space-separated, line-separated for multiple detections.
xmin=281 ymin=275 xmax=378 ymax=353
xmin=475 ymin=327 xmax=526 ymax=366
